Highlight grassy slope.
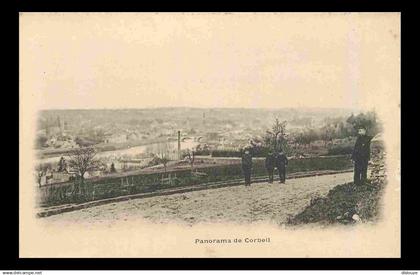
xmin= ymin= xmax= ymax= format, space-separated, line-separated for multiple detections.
xmin=288 ymin=149 xmax=386 ymax=225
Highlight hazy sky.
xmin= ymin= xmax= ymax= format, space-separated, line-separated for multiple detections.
xmin=20 ymin=13 xmax=400 ymax=110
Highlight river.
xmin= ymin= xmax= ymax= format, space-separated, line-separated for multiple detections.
xmin=36 ymin=139 xmax=199 ymax=165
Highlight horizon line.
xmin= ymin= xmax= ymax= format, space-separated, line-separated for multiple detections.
xmin=39 ymin=106 xmax=362 ymax=111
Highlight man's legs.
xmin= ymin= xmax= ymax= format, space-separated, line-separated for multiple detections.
xmin=282 ymin=167 xmax=286 ymax=183
xmin=268 ymin=169 xmax=273 ymax=183
xmin=279 ymin=167 xmax=286 ymax=183
xmin=277 ymin=167 xmax=284 ymax=183
xmin=244 ymin=169 xmax=251 ymax=186
xmin=354 ymin=162 xmax=361 ymax=185
xmin=361 ymin=162 xmax=368 ymax=184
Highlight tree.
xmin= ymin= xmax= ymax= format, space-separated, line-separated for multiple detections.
xmin=57 ymin=156 xmax=67 ymax=172
xmin=154 ymin=142 xmax=171 ymax=173
xmin=320 ymin=125 xmax=335 ymax=146
xmin=346 ymin=112 xmax=381 ymax=136
xmin=110 ymin=162 xmax=116 ymax=173
xmin=295 ymin=128 xmax=319 ymax=149
xmin=36 ymin=135 xmax=48 ymax=149
xmin=67 ymin=147 xmax=100 ymax=196
xmin=293 ymin=132 xmax=310 ymax=149
xmin=35 ymin=163 xmax=51 ymax=187
xmin=337 ymin=121 xmax=350 ymax=139
xmin=185 ymin=149 xmax=195 ymax=172
xmin=264 ymin=118 xmax=289 ymax=153
xmin=156 ymin=156 xmax=170 ymax=173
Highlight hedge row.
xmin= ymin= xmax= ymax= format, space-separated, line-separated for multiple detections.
xmin=38 ymin=155 xmax=353 ymax=207
xmin=326 ymin=145 xmax=354 ymax=156
xmin=211 ymin=147 xmax=272 ymax=158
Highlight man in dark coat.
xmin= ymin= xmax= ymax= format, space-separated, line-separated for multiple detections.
xmin=351 ymin=128 xmax=373 ymax=185
xmin=265 ymin=151 xmax=275 ymax=183
xmin=241 ymin=149 xmax=253 ymax=186
xmin=275 ymin=148 xmax=288 ymax=183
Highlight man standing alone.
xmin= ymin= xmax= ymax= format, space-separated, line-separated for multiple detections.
xmin=275 ymin=148 xmax=288 ymax=184
xmin=265 ymin=151 xmax=275 ymax=183
xmin=242 ymin=149 xmax=253 ymax=186
xmin=351 ymin=128 xmax=372 ymax=185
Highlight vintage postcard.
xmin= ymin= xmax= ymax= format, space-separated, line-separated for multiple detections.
xmin=19 ymin=12 xmax=400 ymax=257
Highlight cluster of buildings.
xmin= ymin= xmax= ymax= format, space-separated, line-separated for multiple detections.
xmin=44 ymin=133 xmax=79 ymax=149
xmin=36 ymin=113 xmax=273 ymax=186
xmin=104 ymin=130 xmax=152 ymax=144
xmin=38 ymin=116 xmax=80 ymax=149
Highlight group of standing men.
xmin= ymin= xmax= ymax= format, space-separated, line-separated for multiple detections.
xmin=241 ymin=148 xmax=288 ymax=186
xmin=240 ymin=127 xmax=373 ymax=187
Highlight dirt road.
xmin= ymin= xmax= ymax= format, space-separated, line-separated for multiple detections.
xmin=45 ymin=172 xmax=353 ymax=226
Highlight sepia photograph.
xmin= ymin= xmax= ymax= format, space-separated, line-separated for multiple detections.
xmin=19 ymin=12 xmax=401 ymax=258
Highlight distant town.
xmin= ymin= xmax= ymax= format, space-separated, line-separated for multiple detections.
xmin=35 ymin=107 xmax=379 ymax=186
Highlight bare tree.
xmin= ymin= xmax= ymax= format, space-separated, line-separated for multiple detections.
xmin=265 ymin=118 xmax=288 ymax=151
xmin=320 ymin=125 xmax=335 ymax=146
xmin=67 ymin=147 xmax=100 ymax=195
xmin=185 ymin=149 xmax=195 ymax=172
xmin=157 ymin=156 xmax=169 ymax=173
xmin=154 ymin=142 xmax=171 ymax=173
xmin=57 ymin=156 xmax=67 ymax=172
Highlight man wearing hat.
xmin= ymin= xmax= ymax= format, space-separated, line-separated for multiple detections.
xmin=351 ymin=128 xmax=373 ymax=185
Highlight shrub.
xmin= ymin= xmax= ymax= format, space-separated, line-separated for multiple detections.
xmin=211 ymin=147 xmax=272 ymax=158
xmin=326 ymin=145 xmax=353 ymax=156
xmin=211 ymin=150 xmax=242 ymax=158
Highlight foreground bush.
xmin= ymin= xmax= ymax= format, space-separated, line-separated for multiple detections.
xmin=326 ymin=145 xmax=354 ymax=156
xmin=288 ymin=150 xmax=386 ymax=225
